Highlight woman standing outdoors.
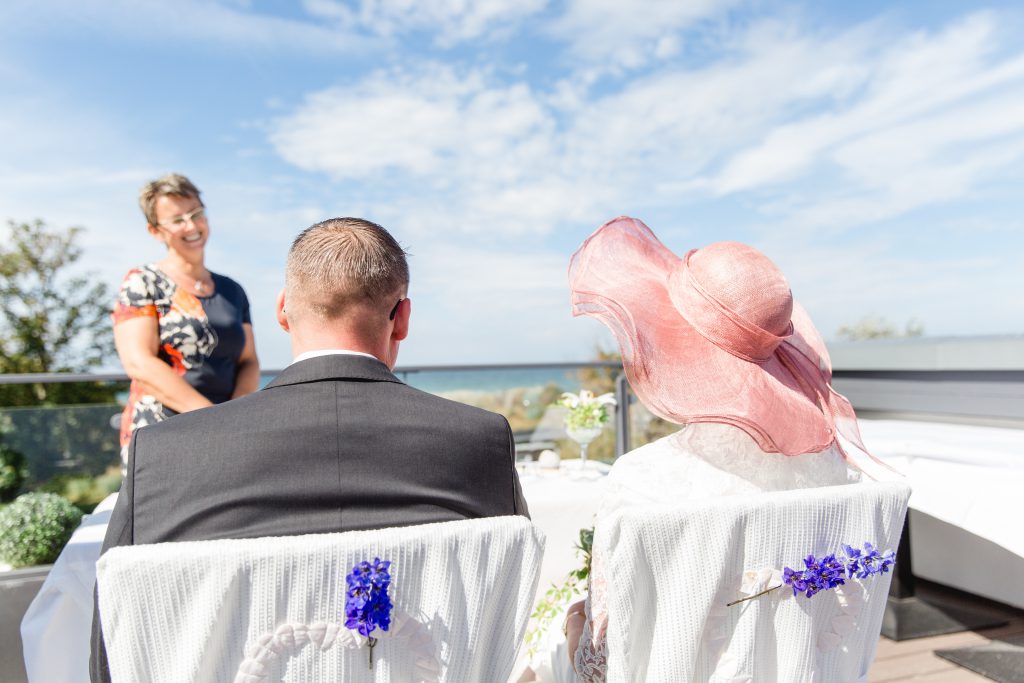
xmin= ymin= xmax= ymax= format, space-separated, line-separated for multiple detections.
xmin=112 ymin=173 xmax=260 ymax=465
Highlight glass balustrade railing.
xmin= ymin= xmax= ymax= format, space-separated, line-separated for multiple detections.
xmin=0 ymin=364 xmax=677 ymax=510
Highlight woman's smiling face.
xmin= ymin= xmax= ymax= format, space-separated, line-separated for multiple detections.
xmin=148 ymin=193 xmax=209 ymax=257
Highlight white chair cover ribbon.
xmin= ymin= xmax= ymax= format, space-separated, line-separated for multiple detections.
xmin=235 ymin=610 xmax=440 ymax=683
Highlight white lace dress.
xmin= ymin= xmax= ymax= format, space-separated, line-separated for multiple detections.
xmin=573 ymin=422 xmax=860 ymax=682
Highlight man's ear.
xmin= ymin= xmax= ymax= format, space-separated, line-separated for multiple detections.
xmin=392 ymin=298 xmax=410 ymax=341
xmin=276 ymin=289 xmax=290 ymax=332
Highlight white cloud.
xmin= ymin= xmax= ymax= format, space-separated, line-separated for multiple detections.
xmin=270 ymin=64 xmax=617 ymax=236
xmin=269 ymin=9 xmax=1024 ymax=248
xmin=547 ymin=0 xmax=739 ymax=70
xmin=562 ymin=26 xmax=876 ymax=185
xmin=709 ymin=12 xmax=1024 ymax=230
xmin=0 ymin=0 xmax=372 ymax=54
xmin=272 ymin=67 xmax=540 ymax=178
xmin=303 ymin=0 xmax=547 ymax=46
xmin=268 ymin=42 xmax=858 ymax=239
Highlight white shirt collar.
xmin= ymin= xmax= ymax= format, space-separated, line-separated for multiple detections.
xmin=290 ymin=349 xmax=380 ymax=366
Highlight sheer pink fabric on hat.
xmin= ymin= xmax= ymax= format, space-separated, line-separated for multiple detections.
xmin=568 ymin=216 xmax=878 ymax=460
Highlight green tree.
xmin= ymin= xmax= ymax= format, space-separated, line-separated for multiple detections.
xmin=836 ymin=316 xmax=924 ymax=342
xmin=0 ymin=220 xmax=121 ymax=485
xmin=0 ymin=434 xmax=28 ymax=502
xmin=575 ymin=346 xmax=621 ymax=397
xmin=576 ymin=346 xmax=678 ymax=455
xmin=1 ymin=220 xmax=115 ymax=406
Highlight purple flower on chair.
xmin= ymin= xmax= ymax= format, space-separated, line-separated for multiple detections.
xmin=842 ymin=544 xmax=862 ymax=577
xmin=819 ymin=553 xmax=847 ymax=590
xmin=778 ymin=542 xmax=895 ymax=600
xmin=857 ymin=542 xmax=882 ymax=577
xmin=880 ymin=549 xmax=896 ymax=573
xmin=799 ymin=555 xmax=824 ymax=598
xmin=344 ymin=558 xmax=393 ymax=669
xmin=782 ymin=566 xmax=807 ymax=594
xmin=730 ymin=541 xmax=897 ymax=606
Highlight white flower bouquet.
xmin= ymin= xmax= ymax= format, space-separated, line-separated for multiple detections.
xmin=557 ymin=390 xmax=617 ymax=431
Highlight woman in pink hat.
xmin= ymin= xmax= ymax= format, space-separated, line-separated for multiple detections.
xmin=561 ymin=217 xmax=876 ymax=682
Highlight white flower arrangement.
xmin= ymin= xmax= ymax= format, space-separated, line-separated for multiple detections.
xmin=557 ymin=390 xmax=617 ymax=431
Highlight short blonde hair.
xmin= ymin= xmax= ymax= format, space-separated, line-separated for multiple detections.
xmin=286 ymin=217 xmax=409 ymax=322
xmin=138 ymin=173 xmax=202 ymax=226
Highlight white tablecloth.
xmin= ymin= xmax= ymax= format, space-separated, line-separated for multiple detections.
xmin=21 ymin=492 xmax=118 ymax=683
xmin=855 ymin=418 xmax=1024 ymax=608
xmin=19 ymin=464 xmax=609 ymax=683
xmin=856 ymin=418 xmax=1024 ymax=561
xmin=513 ymin=460 xmax=608 ymax=683
xmin=519 ymin=461 xmax=609 ymax=594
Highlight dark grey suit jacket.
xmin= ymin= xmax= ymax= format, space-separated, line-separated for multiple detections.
xmin=90 ymin=353 xmax=528 ymax=681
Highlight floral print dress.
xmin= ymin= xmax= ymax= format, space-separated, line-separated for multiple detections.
xmin=112 ymin=264 xmax=251 ymax=462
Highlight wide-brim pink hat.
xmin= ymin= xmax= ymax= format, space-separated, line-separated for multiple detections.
xmin=569 ymin=216 xmax=872 ymax=458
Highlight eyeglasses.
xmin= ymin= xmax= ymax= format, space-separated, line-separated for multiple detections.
xmin=156 ymin=206 xmax=206 ymax=230
xmin=388 ymin=298 xmax=405 ymax=321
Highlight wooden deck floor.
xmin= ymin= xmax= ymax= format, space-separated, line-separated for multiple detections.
xmin=869 ymin=582 xmax=1024 ymax=682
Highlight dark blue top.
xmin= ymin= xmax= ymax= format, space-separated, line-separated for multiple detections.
xmin=191 ymin=272 xmax=252 ymax=403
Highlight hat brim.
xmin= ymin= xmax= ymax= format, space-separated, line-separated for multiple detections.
xmin=569 ymin=217 xmax=837 ymax=455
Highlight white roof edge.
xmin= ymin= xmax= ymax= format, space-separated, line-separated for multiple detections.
xmin=827 ymin=334 xmax=1024 ymax=371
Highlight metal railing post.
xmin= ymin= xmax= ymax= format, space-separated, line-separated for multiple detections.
xmin=614 ymin=372 xmax=630 ymax=457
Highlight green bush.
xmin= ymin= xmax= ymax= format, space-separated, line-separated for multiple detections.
xmin=0 ymin=492 xmax=83 ymax=567
xmin=0 ymin=441 xmax=28 ymax=503
xmin=39 ymin=469 xmax=122 ymax=512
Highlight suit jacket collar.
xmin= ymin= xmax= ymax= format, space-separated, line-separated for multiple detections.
xmin=264 ymin=353 xmax=404 ymax=390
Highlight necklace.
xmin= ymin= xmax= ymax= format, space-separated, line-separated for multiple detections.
xmin=161 ymin=262 xmax=211 ymax=296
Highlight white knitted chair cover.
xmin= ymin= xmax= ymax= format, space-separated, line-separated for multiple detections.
xmin=601 ymin=481 xmax=910 ymax=683
xmin=96 ymin=516 xmax=544 ymax=683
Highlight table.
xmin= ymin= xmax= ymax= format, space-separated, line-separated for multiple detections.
xmin=21 ymin=492 xmax=117 ymax=683
xmin=513 ymin=460 xmax=608 ymax=683
xmin=855 ymin=419 xmax=1024 ymax=609
xmin=19 ymin=464 xmax=609 ymax=683
xmin=518 ymin=460 xmax=609 ymax=594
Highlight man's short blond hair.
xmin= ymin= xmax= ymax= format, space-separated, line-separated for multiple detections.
xmin=139 ymin=173 xmax=202 ymax=226
xmin=286 ymin=217 xmax=409 ymax=322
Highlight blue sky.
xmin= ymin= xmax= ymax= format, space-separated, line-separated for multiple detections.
xmin=2 ymin=0 xmax=1023 ymax=369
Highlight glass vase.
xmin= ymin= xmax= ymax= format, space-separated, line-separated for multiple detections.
xmin=565 ymin=424 xmax=603 ymax=471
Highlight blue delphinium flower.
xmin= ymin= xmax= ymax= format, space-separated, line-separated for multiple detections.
xmin=842 ymin=544 xmax=862 ymax=577
xmin=732 ymin=540 xmax=896 ymax=607
xmin=854 ymin=542 xmax=880 ymax=578
xmin=344 ymin=558 xmax=393 ymax=668
xmin=879 ymin=549 xmax=896 ymax=574
xmin=783 ymin=566 xmax=808 ymax=596
xmin=819 ymin=553 xmax=846 ymax=590
xmin=776 ymin=542 xmax=896 ymax=602
xmin=803 ymin=555 xmax=825 ymax=597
